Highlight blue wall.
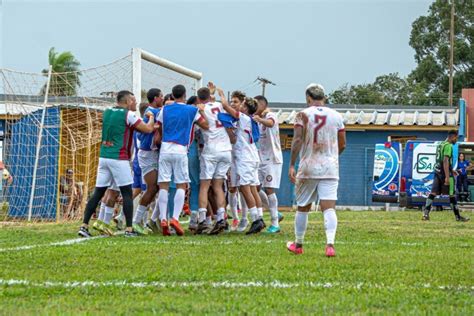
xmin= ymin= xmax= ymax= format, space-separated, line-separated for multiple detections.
xmin=6 ymin=107 xmax=60 ymax=219
xmin=275 ymin=130 xmax=448 ymax=207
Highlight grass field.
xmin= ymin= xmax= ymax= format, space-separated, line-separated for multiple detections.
xmin=0 ymin=210 xmax=473 ymax=315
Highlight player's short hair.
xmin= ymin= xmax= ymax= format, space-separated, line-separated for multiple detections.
xmin=147 ymin=88 xmax=162 ymax=104
xmin=305 ymin=83 xmax=325 ymax=101
xmin=164 ymin=93 xmax=174 ymax=104
xmin=172 ymin=85 xmax=186 ymax=99
xmin=117 ymin=90 xmax=134 ymax=103
xmin=448 ymin=130 xmax=458 ymax=137
xmin=139 ymin=102 xmax=148 ymax=117
xmin=197 ymin=87 xmax=211 ymax=101
xmin=231 ymin=90 xmax=246 ymax=102
xmin=254 ymin=95 xmax=268 ymax=106
xmin=244 ymin=97 xmax=258 ymax=115
xmin=187 ymin=96 xmax=198 ymax=105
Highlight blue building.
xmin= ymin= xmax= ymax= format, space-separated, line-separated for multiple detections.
xmin=270 ymin=103 xmax=459 ymax=208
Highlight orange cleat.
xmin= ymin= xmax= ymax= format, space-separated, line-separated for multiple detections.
xmin=161 ymin=219 xmax=171 ymax=236
xmin=169 ymin=218 xmax=185 ymax=236
xmin=182 ymin=203 xmax=191 ymax=216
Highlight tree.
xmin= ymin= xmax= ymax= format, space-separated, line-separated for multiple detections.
xmin=330 ymin=0 xmax=473 ymax=106
xmin=408 ymin=0 xmax=474 ymax=105
xmin=41 ymin=47 xmax=81 ymax=96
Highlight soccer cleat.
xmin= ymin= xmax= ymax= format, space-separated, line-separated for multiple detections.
xmin=146 ymin=219 xmax=160 ymax=234
xmin=124 ymin=230 xmax=139 ymax=237
xmin=266 ymin=225 xmax=281 ymax=233
xmin=286 ymin=241 xmax=303 ymax=255
xmin=132 ymin=223 xmax=148 ymax=235
xmin=278 ymin=212 xmax=284 ymax=222
xmin=246 ymin=219 xmax=265 ymax=235
xmin=196 ymin=221 xmax=211 ymax=235
xmin=161 ymin=219 xmax=171 ymax=236
xmin=78 ymin=226 xmax=92 ymax=238
xmin=456 ymin=215 xmax=470 ymax=222
xmin=182 ymin=203 xmax=191 ymax=216
xmin=169 ymin=218 xmax=185 ymax=236
xmin=260 ymin=218 xmax=267 ymax=228
xmin=325 ymin=244 xmax=336 ymax=257
xmin=92 ymin=220 xmax=104 ymax=233
xmin=208 ymin=220 xmax=226 ymax=235
xmin=237 ymin=218 xmax=249 ymax=232
xmin=114 ymin=215 xmax=125 ymax=231
xmin=230 ymin=219 xmax=240 ymax=231
xmin=422 ymin=214 xmax=430 ymax=221
xmin=101 ymin=222 xmax=115 ymax=236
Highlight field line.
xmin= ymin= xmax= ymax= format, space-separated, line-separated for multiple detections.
xmin=0 ymin=236 xmax=103 ymax=253
xmin=0 ymin=279 xmax=472 ymax=291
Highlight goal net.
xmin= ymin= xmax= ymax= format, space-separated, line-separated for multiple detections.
xmin=0 ymin=49 xmax=202 ymax=222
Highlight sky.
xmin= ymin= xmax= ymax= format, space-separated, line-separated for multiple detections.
xmin=0 ymin=0 xmax=433 ymax=102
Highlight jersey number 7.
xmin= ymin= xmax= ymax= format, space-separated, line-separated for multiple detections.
xmin=211 ymin=107 xmax=223 ymax=128
xmin=314 ymin=115 xmax=327 ymax=144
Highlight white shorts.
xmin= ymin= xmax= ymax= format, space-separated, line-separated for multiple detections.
xmin=96 ymin=158 xmax=133 ymax=188
xmin=295 ymin=178 xmax=338 ymax=207
xmin=138 ymin=150 xmax=159 ymax=182
xmin=236 ymin=160 xmax=260 ymax=186
xmin=158 ymin=153 xmax=189 ymax=184
xmin=258 ymin=163 xmax=282 ymax=189
xmin=200 ymin=151 xmax=232 ymax=180
xmin=229 ymin=161 xmax=239 ymax=188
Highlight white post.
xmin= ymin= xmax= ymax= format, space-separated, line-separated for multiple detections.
xmin=28 ymin=65 xmax=52 ymax=221
xmin=132 ymin=48 xmax=142 ymax=109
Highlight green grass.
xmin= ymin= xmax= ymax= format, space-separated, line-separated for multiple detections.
xmin=0 ymin=211 xmax=473 ymax=315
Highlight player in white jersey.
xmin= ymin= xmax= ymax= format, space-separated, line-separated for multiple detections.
xmin=223 ymin=96 xmax=265 ymax=235
xmin=287 ymin=84 xmax=346 ymax=257
xmin=253 ymin=95 xmax=284 ymax=233
xmin=227 ymin=91 xmax=246 ymax=231
xmin=195 ymin=84 xmax=232 ymax=235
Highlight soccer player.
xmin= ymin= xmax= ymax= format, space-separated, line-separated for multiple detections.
xmin=78 ymin=90 xmax=156 ymax=238
xmin=287 ymin=84 xmax=346 ymax=256
xmin=93 ymin=187 xmax=120 ymax=235
xmin=253 ymin=95 xmax=284 ymax=233
xmin=222 ymin=95 xmax=265 ymax=235
xmin=133 ymin=88 xmax=163 ymax=235
xmin=422 ymin=130 xmax=470 ymax=222
xmin=155 ymin=84 xmax=209 ymax=236
xmin=195 ymin=84 xmax=232 ymax=235
xmin=227 ymin=91 xmax=245 ymax=231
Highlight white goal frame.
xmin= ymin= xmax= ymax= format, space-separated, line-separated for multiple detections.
xmin=131 ymin=48 xmax=203 ymax=106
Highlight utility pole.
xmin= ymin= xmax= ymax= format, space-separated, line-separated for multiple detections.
xmin=256 ymin=77 xmax=276 ymax=97
xmin=449 ymin=0 xmax=455 ymax=106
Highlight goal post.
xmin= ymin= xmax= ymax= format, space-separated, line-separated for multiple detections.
xmin=132 ymin=48 xmax=203 ymax=106
xmin=0 ymin=48 xmax=204 ymax=222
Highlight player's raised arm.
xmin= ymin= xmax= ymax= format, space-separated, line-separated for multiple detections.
xmin=135 ymin=112 xmax=155 ymax=134
xmin=253 ymin=114 xmax=274 ymax=128
xmin=220 ymin=91 xmax=240 ymax=119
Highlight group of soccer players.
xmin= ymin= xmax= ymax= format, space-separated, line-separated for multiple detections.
xmin=78 ymin=82 xmax=345 ymax=257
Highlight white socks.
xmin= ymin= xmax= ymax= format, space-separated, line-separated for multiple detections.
xmin=158 ymin=189 xmax=168 ymax=221
xmin=133 ymin=205 xmax=147 ymax=225
xmin=295 ymin=211 xmax=308 ymax=245
xmin=268 ymin=193 xmax=279 ymax=227
xmin=151 ymin=196 xmax=160 ymax=222
xmin=257 ymin=207 xmax=263 ymax=218
xmin=173 ymin=189 xmax=186 ymax=220
xmin=249 ymin=207 xmax=258 ymax=222
xmin=103 ymin=206 xmax=114 ymax=224
xmin=258 ymin=190 xmax=269 ymax=209
xmin=229 ymin=191 xmax=239 ymax=220
xmin=98 ymin=202 xmax=106 ymax=221
xmin=198 ymin=208 xmax=207 ymax=223
xmin=323 ymin=208 xmax=337 ymax=245
xmin=217 ymin=207 xmax=225 ymax=221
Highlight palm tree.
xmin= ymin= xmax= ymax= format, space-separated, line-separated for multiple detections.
xmin=41 ymin=47 xmax=81 ymax=96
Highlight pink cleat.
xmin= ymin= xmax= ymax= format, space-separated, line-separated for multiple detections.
xmin=286 ymin=241 xmax=303 ymax=255
xmin=230 ymin=219 xmax=239 ymax=231
xmin=325 ymin=244 xmax=336 ymax=257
